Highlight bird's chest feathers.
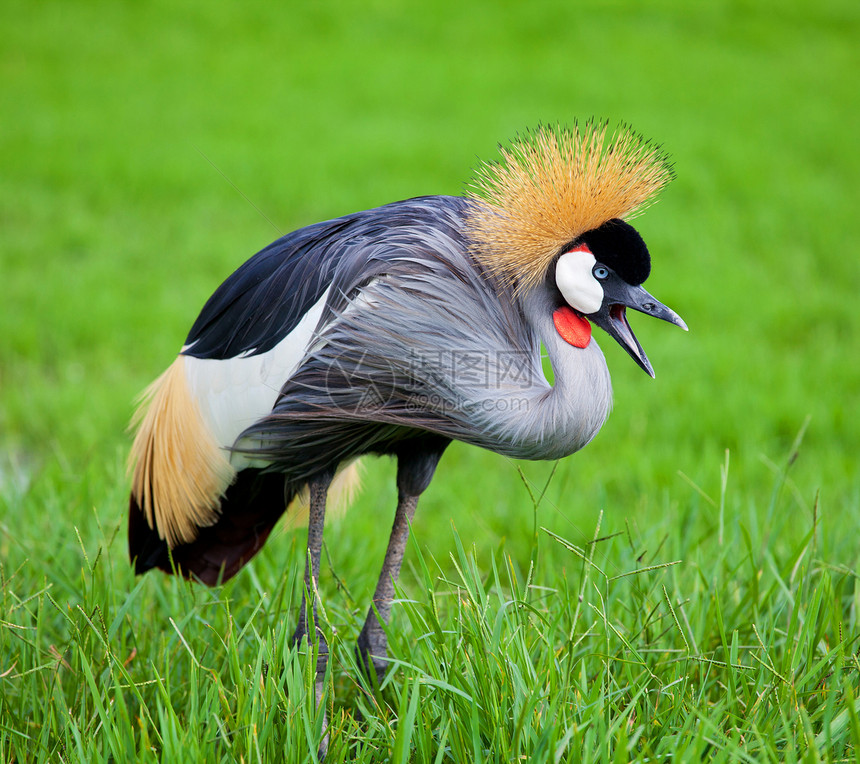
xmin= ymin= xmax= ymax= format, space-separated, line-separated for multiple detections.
xmin=552 ymin=306 xmax=592 ymax=349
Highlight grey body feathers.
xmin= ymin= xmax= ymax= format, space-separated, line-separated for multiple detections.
xmin=235 ymin=196 xmax=613 ymax=484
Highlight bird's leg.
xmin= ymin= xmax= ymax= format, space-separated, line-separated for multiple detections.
xmin=290 ymin=471 xmax=334 ymax=759
xmin=356 ymin=490 xmax=419 ymax=680
xmin=357 ymin=444 xmax=446 ymax=681
xmin=292 ymin=471 xmax=334 ymax=672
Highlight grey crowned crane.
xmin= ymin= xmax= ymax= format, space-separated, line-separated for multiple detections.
xmin=128 ymin=122 xmax=686 ymax=683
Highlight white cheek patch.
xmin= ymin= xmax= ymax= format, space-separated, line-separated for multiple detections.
xmin=555 ymin=250 xmax=604 ymax=315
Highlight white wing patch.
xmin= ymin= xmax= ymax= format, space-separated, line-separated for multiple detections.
xmin=183 ymin=287 xmax=331 ymax=467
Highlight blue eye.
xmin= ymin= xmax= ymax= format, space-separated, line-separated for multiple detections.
xmin=593 ymin=266 xmax=609 ymax=279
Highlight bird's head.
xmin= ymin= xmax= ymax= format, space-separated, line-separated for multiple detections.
xmin=466 ymin=121 xmax=686 ymax=375
xmin=552 ymin=218 xmax=687 ymax=377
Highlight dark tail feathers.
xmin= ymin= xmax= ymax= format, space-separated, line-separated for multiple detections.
xmin=129 ymin=469 xmax=289 ymax=586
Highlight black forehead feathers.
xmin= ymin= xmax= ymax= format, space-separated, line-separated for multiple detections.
xmin=576 ymin=218 xmax=651 ymax=285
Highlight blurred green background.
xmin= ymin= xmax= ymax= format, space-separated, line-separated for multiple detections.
xmin=2 ymin=0 xmax=858 ymax=594
xmin=3 ymin=1 xmax=860 ymax=759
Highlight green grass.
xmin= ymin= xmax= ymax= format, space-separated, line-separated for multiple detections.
xmin=2 ymin=0 xmax=860 ymax=760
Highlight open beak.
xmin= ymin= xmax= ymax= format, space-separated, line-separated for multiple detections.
xmin=589 ymin=278 xmax=687 ymax=377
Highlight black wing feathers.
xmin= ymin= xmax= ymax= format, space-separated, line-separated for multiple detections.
xmin=182 ymin=217 xmax=352 ymax=359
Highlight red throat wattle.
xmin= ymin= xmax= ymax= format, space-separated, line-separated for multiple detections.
xmin=553 ymin=306 xmax=592 ymax=348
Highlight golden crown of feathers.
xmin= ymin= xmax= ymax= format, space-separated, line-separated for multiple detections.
xmin=465 ymin=121 xmax=674 ymax=293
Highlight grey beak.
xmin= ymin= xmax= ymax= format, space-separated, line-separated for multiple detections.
xmin=589 ymin=276 xmax=687 ymax=377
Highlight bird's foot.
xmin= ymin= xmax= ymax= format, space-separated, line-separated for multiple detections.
xmin=316 ymin=674 xmax=329 ymax=761
xmin=292 ymin=624 xmax=330 ymax=675
xmin=291 ymin=622 xmax=330 ymax=757
xmin=355 ymin=632 xmax=389 ymax=685
xmin=290 ymin=631 xmax=330 ymax=758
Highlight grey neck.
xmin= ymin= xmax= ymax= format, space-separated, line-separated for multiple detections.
xmin=502 ymin=288 xmax=613 ymax=460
